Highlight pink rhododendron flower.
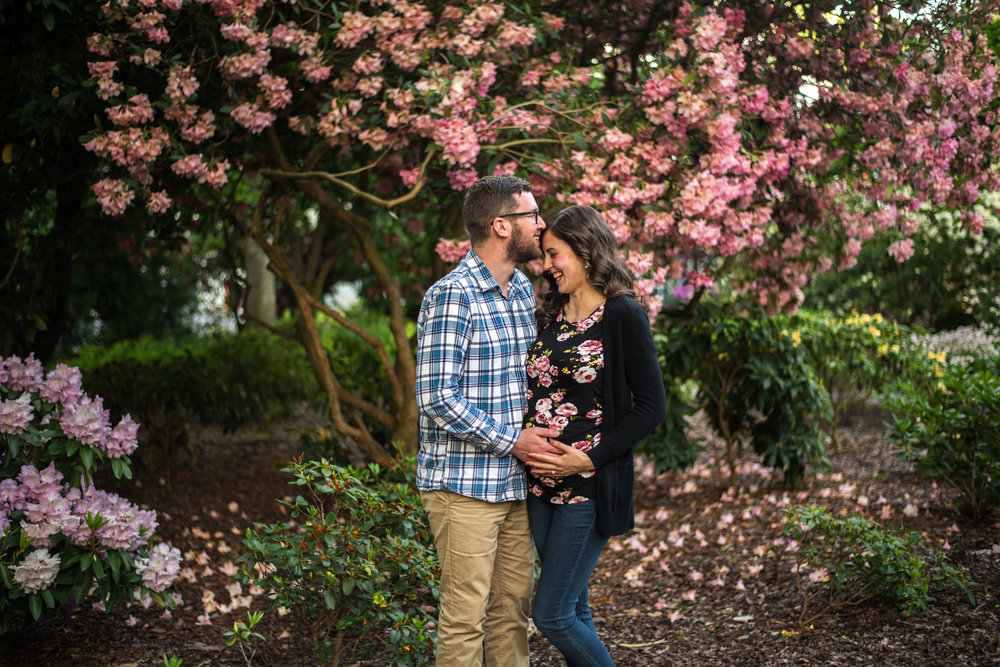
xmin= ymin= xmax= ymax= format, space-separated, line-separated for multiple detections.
xmin=434 ymin=238 xmax=470 ymax=263
xmin=59 ymin=394 xmax=111 ymax=447
xmin=171 ymin=153 xmax=207 ymax=178
xmin=1 ymin=353 xmax=44 ymax=392
xmin=887 ymin=238 xmax=915 ymax=262
xmin=91 ymin=178 xmax=135 ymax=217
xmin=40 ymin=364 xmax=83 ymax=406
xmin=135 ymin=542 xmax=183 ymax=592
xmin=146 ymin=190 xmax=173 ymax=214
xmin=0 ymin=394 xmax=33 ymax=435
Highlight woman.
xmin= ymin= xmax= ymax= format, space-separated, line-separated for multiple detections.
xmin=523 ymin=205 xmax=667 ymax=666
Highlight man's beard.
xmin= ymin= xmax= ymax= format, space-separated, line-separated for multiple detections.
xmin=506 ymin=223 xmax=541 ymax=264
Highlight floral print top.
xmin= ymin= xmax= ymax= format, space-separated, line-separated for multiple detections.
xmin=522 ymin=303 xmax=605 ymax=504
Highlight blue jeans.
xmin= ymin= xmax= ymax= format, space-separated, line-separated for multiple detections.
xmin=528 ymin=495 xmax=614 ymax=666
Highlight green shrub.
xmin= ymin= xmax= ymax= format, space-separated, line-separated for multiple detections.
xmin=792 ymin=310 xmax=914 ymax=448
xmin=237 ymin=455 xmax=437 ymax=667
xmin=802 ymin=194 xmax=1000 ymax=331
xmin=656 ymin=302 xmax=831 ymax=488
xmin=783 ymin=505 xmax=974 ymax=625
xmin=64 ymin=329 xmax=317 ymax=481
xmin=635 ymin=333 xmax=704 ymax=474
xmin=884 ymin=364 xmax=1000 ymax=520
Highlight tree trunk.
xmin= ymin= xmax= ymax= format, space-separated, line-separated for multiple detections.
xmin=244 ymin=234 xmax=277 ymax=328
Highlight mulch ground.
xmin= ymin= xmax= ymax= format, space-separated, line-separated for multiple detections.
xmin=1 ymin=410 xmax=998 ymax=666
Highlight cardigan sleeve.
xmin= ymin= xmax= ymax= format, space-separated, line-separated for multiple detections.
xmin=586 ymin=297 xmax=667 ymax=470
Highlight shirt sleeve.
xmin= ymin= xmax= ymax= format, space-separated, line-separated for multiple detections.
xmin=415 ymin=282 xmax=520 ymax=456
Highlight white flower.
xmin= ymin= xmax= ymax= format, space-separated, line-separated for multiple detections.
xmin=12 ymin=548 xmax=61 ymax=593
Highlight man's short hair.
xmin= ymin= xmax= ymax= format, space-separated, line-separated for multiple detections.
xmin=462 ymin=175 xmax=532 ymax=245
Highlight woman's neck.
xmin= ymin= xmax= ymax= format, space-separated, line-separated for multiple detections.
xmin=563 ymin=287 xmax=606 ymax=323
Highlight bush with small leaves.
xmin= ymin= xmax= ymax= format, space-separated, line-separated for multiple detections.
xmin=883 ymin=364 xmax=1000 ymax=521
xmin=237 ymin=455 xmax=437 ymax=666
xmin=656 ymin=301 xmax=831 ymax=489
xmin=67 ymin=329 xmax=317 ymax=482
xmin=783 ymin=505 xmax=975 ymax=626
xmin=792 ymin=310 xmax=914 ymax=448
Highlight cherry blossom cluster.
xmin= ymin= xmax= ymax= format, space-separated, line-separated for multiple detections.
xmin=81 ymin=1 xmax=999 ymax=314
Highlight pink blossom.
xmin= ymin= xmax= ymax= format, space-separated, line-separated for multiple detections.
xmin=300 ymin=56 xmax=332 ymax=82
xmin=336 ymin=11 xmax=376 ymax=48
xmin=230 ymin=101 xmax=276 ymax=133
xmin=166 ymin=65 xmax=199 ymax=100
xmin=200 ymin=160 xmax=230 ymax=188
xmin=259 ymin=74 xmax=291 ymax=109
xmin=446 ymin=169 xmax=478 ymax=191
xmin=434 ymin=118 xmax=480 ymax=167
xmin=135 ymin=543 xmax=182 ymax=592
xmin=887 ymin=238 xmax=915 ymax=263
xmin=219 ymin=49 xmax=271 ymax=79
xmin=171 ymin=154 xmax=207 ymax=179
xmin=0 ymin=394 xmax=33 ymax=435
xmin=60 ymin=395 xmax=111 ymax=447
xmin=434 ymin=239 xmax=470 ymax=263
xmin=400 ymin=166 xmax=421 ymax=187
xmin=92 ymin=178 xmax=135 ymax=216
xmin=40 ymin=364 xmax=83 ymax=406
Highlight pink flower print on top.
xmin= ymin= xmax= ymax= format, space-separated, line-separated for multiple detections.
xmin=573 ymin=366 xmax=598 ymax=383
xmin=578 ymin=340 xmax=603 ymax=358
xmin=549 ymin=415 xmax=569 ymax=430
xmin=555 ymin=403 xmax=578 ymax=417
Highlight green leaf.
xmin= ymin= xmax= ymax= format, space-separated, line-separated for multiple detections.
xmin=342 ymin=578 xmax=355 ymax=596
xmin=28 ymin=594 xmax=42 ymax=620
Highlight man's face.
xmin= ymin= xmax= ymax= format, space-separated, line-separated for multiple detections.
xmin=504 ymin=191 xmax=545 ymax=264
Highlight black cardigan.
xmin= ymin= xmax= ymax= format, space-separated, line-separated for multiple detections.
xmin=587 ymin=295 xmax=667 ymax=536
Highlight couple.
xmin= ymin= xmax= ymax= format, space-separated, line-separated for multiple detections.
xmin=415 ymin=175 xmax=667 ymax=666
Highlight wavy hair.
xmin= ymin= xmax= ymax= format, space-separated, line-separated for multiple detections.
xmin=537 ymin=205 xmax=637 ymax=329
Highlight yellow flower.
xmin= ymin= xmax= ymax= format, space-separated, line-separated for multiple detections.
xmin=877 ymin=344 xmax=889 ymax=356
xmin=868 ymin=326 xmax=881 ymax=338
xmin=791 ymin=330 xmax=801 ymax=347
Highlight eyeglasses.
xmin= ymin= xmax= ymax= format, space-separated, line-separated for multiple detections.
xmin=497 ymin=209 xmax=540 ymax=225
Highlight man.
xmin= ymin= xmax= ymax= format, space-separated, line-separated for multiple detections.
xmin=416 ymin=174 xmax=560 ymax=666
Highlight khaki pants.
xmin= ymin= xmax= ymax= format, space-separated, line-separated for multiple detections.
xmin=420 ymin=490 xmax=534 ymax=667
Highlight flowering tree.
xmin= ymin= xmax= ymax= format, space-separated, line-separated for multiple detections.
xmin=82 ymin=0 xmax=999 ymax=459
xmin=0 ymin=354 xmax=181 ymax=625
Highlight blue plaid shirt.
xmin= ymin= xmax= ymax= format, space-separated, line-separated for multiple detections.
xmin=415 ymin=249 xmax=537 ymax=503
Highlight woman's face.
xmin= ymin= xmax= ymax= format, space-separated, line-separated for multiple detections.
xmin=542 ymin=232 xmax=589 ymax=295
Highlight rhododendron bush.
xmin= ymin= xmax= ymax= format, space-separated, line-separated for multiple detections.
xmin=82 ymin=0 xmax=1000 ymax=458
xmin=0 ymin=354 xmax=181 ymax=625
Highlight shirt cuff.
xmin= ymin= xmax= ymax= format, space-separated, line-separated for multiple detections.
xmin=490 ymin=423 xmax=520 ymax=457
